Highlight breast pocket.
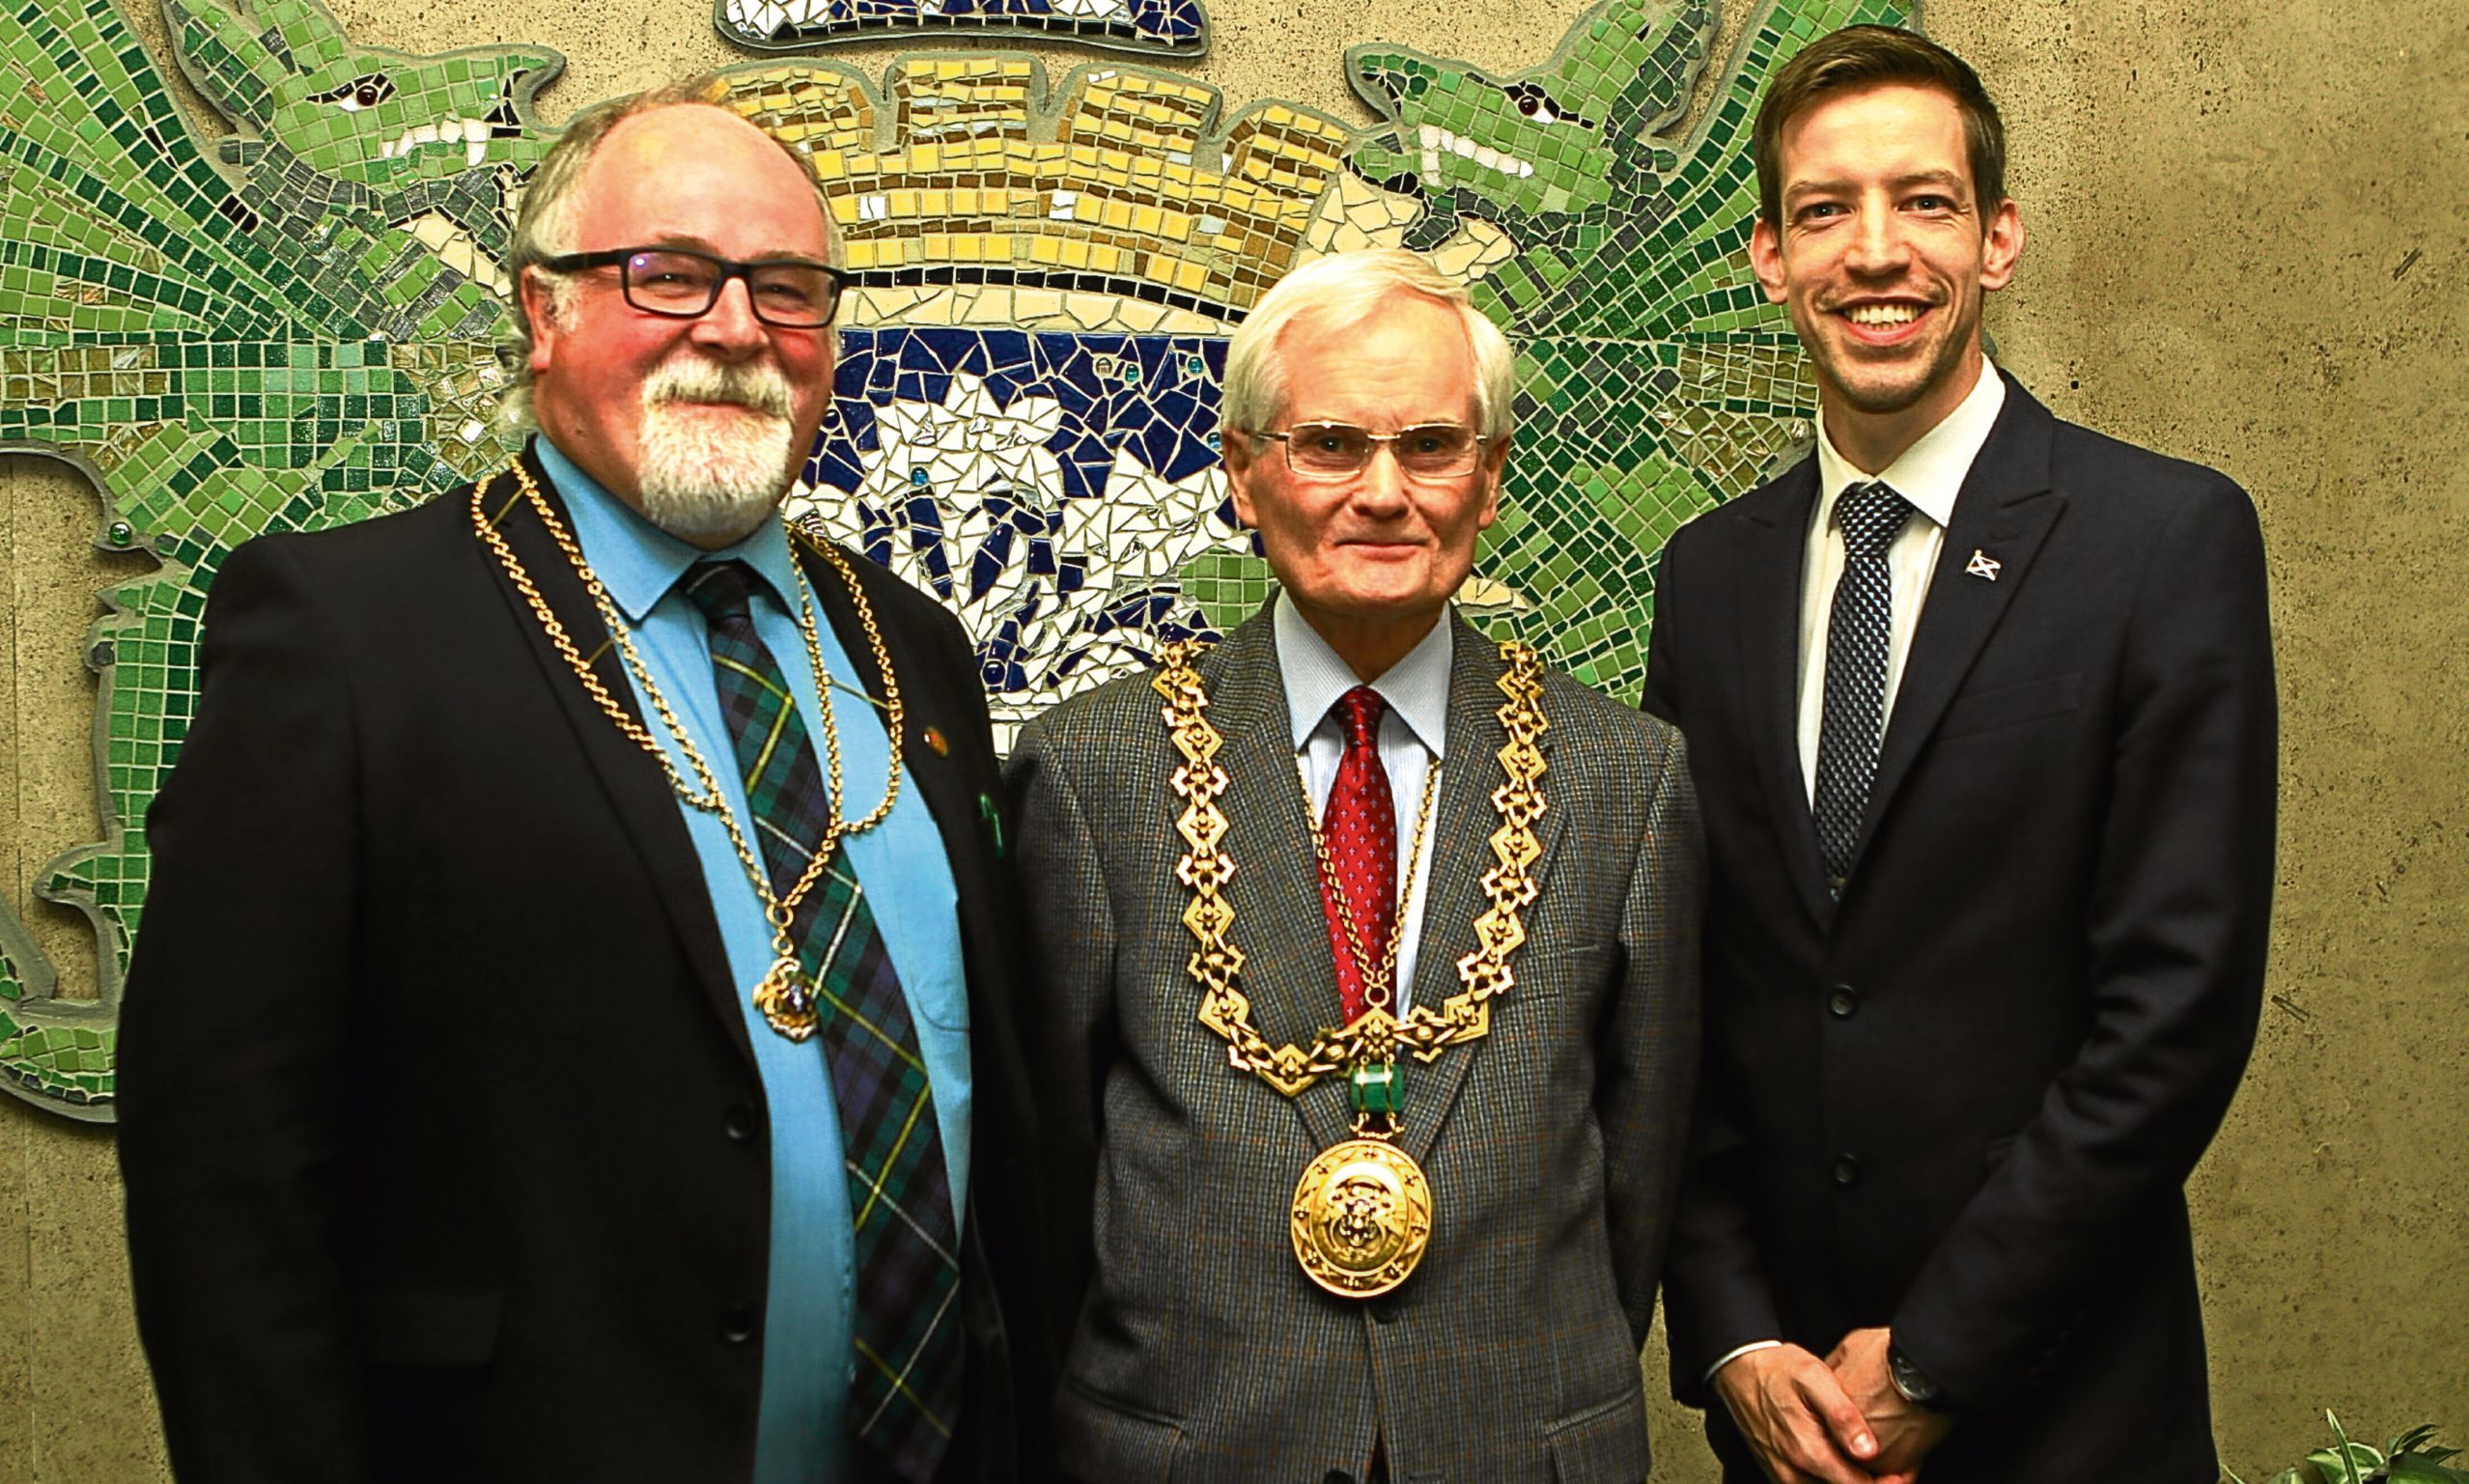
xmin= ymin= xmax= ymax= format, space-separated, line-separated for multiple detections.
xmin=1489 ymin=943 xmax=1615 ymax=1108
xmin=1513 ymin=942 xmax=1613 ymax=994
xmin=1935 ymin=672 xmax=2083 ymax=741
xmin=903 ymin=958 xmax=972 ymax=1031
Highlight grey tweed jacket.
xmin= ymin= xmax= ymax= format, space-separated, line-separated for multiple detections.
xmin=1006 ymin=605 xmax=1703 ymax=1484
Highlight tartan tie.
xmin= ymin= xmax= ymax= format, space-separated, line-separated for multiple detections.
xmin=1315 ymin=686 xmax=1397 ymax=1023
xmin=1812 ymin=481 xmax=1916 ymax=894
xmin=682 ymin=560 xmax=959 ymax=1484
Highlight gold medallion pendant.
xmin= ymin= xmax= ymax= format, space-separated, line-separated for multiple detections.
xmin=1291 ymin=1136 xmax=1433 ymax=1299
xmin=753 ymin=956 xmax=823 ymax=1041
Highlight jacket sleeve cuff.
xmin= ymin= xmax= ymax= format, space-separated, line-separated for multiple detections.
xmin=1702 ymin=1338 xmax=1784 ymax=1386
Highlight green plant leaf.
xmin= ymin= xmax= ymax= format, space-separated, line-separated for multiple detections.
xmin=2310 ymin=1451 xmax=2385 ymax=1484
xmin=2313 ymin=1442 xmax=2384 ymax=1484
xmin=2391 ymin=1429 xmax=2443 ymax=1457
xmin=2384 ymin=1458 xmax=2469 ymax=1484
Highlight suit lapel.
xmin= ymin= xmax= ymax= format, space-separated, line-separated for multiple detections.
xmin=1733 ymin=461 xmax=1836 ymax=928
xmin=1856 ymin=378 xmax=2065 ymax=870
xmin=1202 ymin=612 xmax=1358 ymax=1151
xmin=474 ymin=445 xmax=751 ymax=1067
xmin=798 ymin=530 xmax=1003 ymax=982
xmin=1396 ymin=621 xmax=1566 ymax=1166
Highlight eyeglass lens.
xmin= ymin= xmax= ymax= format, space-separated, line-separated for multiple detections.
xmin=1284 ymin=422 xmax=1480 ymax=477
xmin=621 ymin=250 xmax=840 ymax=327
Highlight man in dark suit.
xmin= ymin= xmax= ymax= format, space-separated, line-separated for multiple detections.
xmin=1644 ymin=26 xmax=2276 ymax=1484
xmin=1008 ymin=249 xmax=1701 ymax=1483
xmin=116 ymin=81 xmax=1049 ymax=1484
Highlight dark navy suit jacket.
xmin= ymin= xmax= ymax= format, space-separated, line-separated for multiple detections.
xmin=1645 ymin=373 xmax=2276 ymax=1483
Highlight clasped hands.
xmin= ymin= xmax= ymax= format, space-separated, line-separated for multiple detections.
xmin=1710 ymin=1328 xmax=1956 ymax=1484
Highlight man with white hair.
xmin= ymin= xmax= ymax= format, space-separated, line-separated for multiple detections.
xmin=1007 ymin=247 xmax=1703 ymax=1483
xmin=117 ymin=80 xmax=1051 ymax=1484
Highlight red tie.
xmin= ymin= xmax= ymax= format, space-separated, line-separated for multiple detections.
xmin=1317 ymin=686 xmax=1398 ymax=1023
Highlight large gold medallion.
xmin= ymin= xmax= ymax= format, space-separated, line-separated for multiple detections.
xmin=1291 ymin=1136 xmax=1434 ymax=1299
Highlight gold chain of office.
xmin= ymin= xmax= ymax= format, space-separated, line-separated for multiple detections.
xmin=1155 ymin=636 xmax=1547 ymax=1297
xmin=469 ymin=462 xmax=904 ymax=1041
xmin=1151 ymin=637 xmax=1549 ymax=1097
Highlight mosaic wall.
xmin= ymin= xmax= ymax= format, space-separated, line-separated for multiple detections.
xmin=0 ymin=0 xmax=1904 ymax=1116
xmin=717 ymin=0 xmax=1208 ymax=58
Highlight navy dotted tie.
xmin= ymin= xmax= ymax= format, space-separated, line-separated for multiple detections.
xmin=1812 ymin=482 xmax=1915 ymax=894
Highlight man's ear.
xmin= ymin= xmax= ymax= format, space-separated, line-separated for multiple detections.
xmin=1749 ymin=215 xmax=1789 ymax=305
xmin=1223 ymin=430 xmax=1258 ymax=527
xmin=1476 ymin=431 xmax=1509 ymax=531
xmin=518 ymin=266 xmax=561 ymax=374
xmin=1979 ymin=199 xmax=2024 ymax=292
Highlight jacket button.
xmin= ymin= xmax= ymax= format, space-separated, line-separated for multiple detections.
xmin=722 ymin=1304 xmax=759 ymax=1344
xmin=1827 ymin=985 xmax=1860 ymax=1019
xmin=1832 ymin=1154 xmax=1862 ymax=1188
xmin=724 ymin=1105 xmax=760 ymax=1143
xmin=1323 ymin=1472 xmax=1353 ymax=1484
xmin=1369 ymin=1295 xmax=1400 ymax=1324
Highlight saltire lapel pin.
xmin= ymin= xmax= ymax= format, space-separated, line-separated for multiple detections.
xmin=1965 ymin=548 xmax=2003 ymax=581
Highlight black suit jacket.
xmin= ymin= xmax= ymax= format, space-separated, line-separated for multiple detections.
xmin=1642 ymin=374 xmax=2276 ymax=1483
xmin=117 ymin=442 xmax=1053 ymax=1484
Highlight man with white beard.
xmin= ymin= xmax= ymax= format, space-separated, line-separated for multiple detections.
xmin=116 ymin=83 xmax=1054 ymax=1484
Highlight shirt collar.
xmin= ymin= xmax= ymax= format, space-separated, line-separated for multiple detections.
xmin=1813 ymin=359 xmax=2007 ymax=533
xmin=1273 ymin=591 xmax=1453 ymax=762
xmin=535 ymin=434 xmax=803 ymax=623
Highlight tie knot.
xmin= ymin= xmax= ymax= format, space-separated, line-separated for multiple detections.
xmin=682 ymin=559 xmax=760 ymax=629
xmin=1838 ymin=481 xmax=1915 ymax=558
xmin=1335 ymin=686 xmax=1388 ymax=750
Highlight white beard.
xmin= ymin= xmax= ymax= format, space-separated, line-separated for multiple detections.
xmin=634 ymin=355 xmax=804 ymax=545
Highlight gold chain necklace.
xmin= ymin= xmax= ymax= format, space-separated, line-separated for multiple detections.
xmin=1153 ymin=636 xmax=1550 ymax=1298
xmin=1303 ymin=758 xmax=1440 ymax=1017
xmin=471 ymin=462 xmax=905 ymax=1041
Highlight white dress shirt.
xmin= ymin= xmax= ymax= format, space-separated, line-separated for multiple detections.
xmin=1274 ymin=593 xmax=1451 ymax=1017
xmin=1794 ymin=365 xmax=2007 ymax=801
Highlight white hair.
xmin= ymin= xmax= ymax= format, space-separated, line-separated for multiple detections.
xmin=1221 ymin=248 xmax=1515 ymax=441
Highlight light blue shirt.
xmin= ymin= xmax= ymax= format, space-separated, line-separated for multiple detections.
xmin=1273 ymin=593 xmax=1452 ymax=1015
xmin=541 ymin=438 xmax=972 ymax=1484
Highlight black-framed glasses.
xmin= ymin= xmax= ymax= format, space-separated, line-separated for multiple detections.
xmin=1248 ymin=421 xmax=1492 ymax=480
xmin=537 ymin=247 xmax=849 ymax=328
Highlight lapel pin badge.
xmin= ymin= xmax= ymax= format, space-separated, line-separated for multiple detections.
xmin=921 ymin=724 xmax=949 ymax=756
xmin=1965 ymin=548 xmax=2003 ymax=582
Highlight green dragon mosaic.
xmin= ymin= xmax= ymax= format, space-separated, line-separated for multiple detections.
xmin=0 ymin=0 xmax=1907 ymax=1116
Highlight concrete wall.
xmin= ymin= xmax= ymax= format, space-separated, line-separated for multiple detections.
xmin=3 ymin=0 xmax=2464 ymax=1477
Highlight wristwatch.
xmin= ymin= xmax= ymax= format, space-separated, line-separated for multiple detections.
xmin=1887 ymin=1341 xmax=1955 ymax=1412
